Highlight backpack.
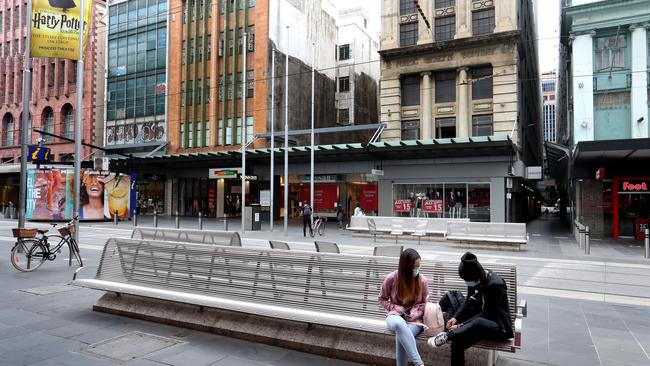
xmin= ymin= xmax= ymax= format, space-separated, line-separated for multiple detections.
xmin=438 ymin=290 xmax=466 ymax=324
xmin=303 ymin=206 xmax=312 ymax=216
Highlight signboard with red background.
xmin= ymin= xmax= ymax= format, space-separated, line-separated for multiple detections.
xmin=423 ymin=199 xmax=444 ymax=213
xmin=393 ymin=199 xmax=413 ymax=213
xmin=360 ymin=184 xmax=378 ymax=212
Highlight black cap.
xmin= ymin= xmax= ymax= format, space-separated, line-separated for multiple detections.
xmin=458 ymin=252 xmax=484 ymax=281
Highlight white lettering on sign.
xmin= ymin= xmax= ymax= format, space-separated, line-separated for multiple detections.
xmin=623 ymin=182 xmax=648 ymax=191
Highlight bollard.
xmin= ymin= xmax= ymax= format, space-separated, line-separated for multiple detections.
xmin=175 ymin=210 xmax=180 ymax=229
xmin=584 ymin=226 xmax=590 ymax=255
xmin=643 ymin=229 xmax=650 ymax=259
xmin=224 ymin=213 xmax=228 ymax=231
xmin=579 ymin=225 xmax=585 ymax=249
xmin=153 ymin=210 xmax=158 ymax=227
xmin=114 ymin=209 xmax=118 ymax=225
xmin=198 ymin=212 xmax=203 ymax=230
xmin=133 ymin=210 xmax=138 ymax=227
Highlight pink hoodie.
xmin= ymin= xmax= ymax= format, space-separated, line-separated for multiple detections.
xmin=378 ymin=270 xmax=429 ymax=323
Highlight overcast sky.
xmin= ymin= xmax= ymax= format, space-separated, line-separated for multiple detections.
xmin=330 ymin=0 xmax=560 ymax=74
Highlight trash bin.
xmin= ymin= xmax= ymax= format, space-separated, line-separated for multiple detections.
xmin=634 ymin=218 xmax=649 ymax=240
xmin=245 ymin=204 xmax=262 ymax=231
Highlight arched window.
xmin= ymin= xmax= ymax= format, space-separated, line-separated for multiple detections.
xmin=2 ymin=114 xmax=14 ymax=146
xmin=42 ymin=107 xmax=54 ymax=141
xmin=62 ymin=105 xmax=74 ymax=138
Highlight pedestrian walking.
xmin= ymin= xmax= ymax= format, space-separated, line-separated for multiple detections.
xmin=428 ymin=252 xmax=513 ymax=366
xmin=302 ymin=203 xmax=313 ymax=237
xmin=378 ymin=249 xmax=428 ymax=366
xmin=336 ymin=205 xmax=345 ymax=229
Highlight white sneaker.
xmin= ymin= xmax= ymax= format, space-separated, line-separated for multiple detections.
xmin=427 ymin=332 xmax=449 ymax=348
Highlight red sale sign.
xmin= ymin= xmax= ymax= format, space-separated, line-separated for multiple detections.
xmin=393 ymin=199 xmax=413 ymax=213
xmin=423 ymin=199 xmax=443 ymax=213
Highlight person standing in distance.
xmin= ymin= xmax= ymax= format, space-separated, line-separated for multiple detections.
xmin=302 ymin=202 xmax=313 ymax=237
xmin=428 ymin=252 xmax=513 ymax=365
xmin=378 ymin=249 xmax=428 ymax=366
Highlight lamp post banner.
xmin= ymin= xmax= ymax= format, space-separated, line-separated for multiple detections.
xmin=30 ymin=0 xmax=91 ymax=60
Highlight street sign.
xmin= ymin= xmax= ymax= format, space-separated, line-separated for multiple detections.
xmin=371 ymin=169 xmax=384 ymax=176
xmin=27 ymin=146 xmax=51 ymax=162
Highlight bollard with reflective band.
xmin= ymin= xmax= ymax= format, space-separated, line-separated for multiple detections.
xmin=153 ymin=210 xmax=158 ymax=227
xmin=585 ymin=226 xmax=590 ymax=255
xmin=133 ymin=210 xmax=138 ymax=227
xmin=224 ymin=213 xmax=228 ymax=231
xmin=114 ymin=210 xmax=118 ymax=225
xmin=175 ymin=211 xmax=180 ymax=229
xmin=198 ymin=212 xmax=203 ymax=230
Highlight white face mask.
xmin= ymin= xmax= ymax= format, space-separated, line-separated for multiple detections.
xmin=465 ymin=280 xmax=479 ymax=287
xmin=412 ymin=267 xmax=420 ymax=277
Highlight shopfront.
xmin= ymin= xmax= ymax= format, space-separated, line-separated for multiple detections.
xmin=136 ymin=174 xmax=165 ymax=214
xmin=613 ymin=178 xmax=650 ymax=239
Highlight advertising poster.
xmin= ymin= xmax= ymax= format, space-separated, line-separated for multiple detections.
xmin=393 ymin=199 xmax=413 ymax=213
xmin=103 ymin=173 xmax=132 ymax=219
xmin=360 ymin=184 xmax=378 ymax=212
xmin=423 ymin=199 xmax=444 ymax=213
xmin=30 ymin=0 xmax=92 ymax=60
xmin=26 ymin=169 xmax=71 ymax=220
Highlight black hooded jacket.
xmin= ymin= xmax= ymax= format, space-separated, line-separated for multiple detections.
xmin=453 ymin=270 xmax=514 ymax=339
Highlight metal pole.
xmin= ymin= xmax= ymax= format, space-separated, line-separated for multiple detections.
xmin=283 ymin=25 xmax=289 ymax=237
xmin=114 ymin=209 xmax=118 ymax=225
xmin=175 ymin=210 xmax=180 ymax=229
xmin=198 ymin=211 xmax=203 ymax=230
xmin=270 ymin=48 xmax=275 ymax=232
xmin=584 ymin=226 xmax=590 ymax=255
xmin=153 ymin=210 xmax=158 ymax=227
xmin=18 ymin=0 xmax=33 ymax=229
xmin=133 ymin=210 xmax=138 ymax=226
xmin=224 ymin=213 xmax=228 ymax=231
xmin=310 ymin=41 xmax=315 ymax=227
xmin=643 ymin=229 xmax=650 ymax=259
xmin=72 ymin=0 xmax=86 ymax=246
xmin=241 ymin=32 xmax=247 ymax=233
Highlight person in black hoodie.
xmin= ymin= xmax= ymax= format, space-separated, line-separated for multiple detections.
xmin=428 ymin=252 xmax=513 ymax=365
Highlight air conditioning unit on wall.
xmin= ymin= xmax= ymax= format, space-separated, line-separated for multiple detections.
xmin=94 ymin=157 xmax=110 ymax=171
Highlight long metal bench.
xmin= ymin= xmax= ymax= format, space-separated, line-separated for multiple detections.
xmin=445 ymin=222 xmax=528 ymax=246
xmin=73 ymin=238 xmax=525 ymax=365
xmin=131 ymin=227 xmax=241 ymax=247
xmin=349 ymin=216 xmax=470 ymax=236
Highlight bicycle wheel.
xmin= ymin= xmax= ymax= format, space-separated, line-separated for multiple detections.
xmin=69 ymin=238 xmax=83 ymax=267
xmin=11 ymin=239 xmax=47 ymax=272
xmin=318 ymin=223 xmax=325 ymax=236
xmin=48 ymin=235 xmax=82 ymax=267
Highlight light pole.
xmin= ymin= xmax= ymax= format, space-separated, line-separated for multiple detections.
xmin=73 ymin=0 xmax=86 ymax=245
xmin=283 ymin=25 xmax=289 ymax=236
xmin=310 ymin=41 xmax=315 ymax=226
xmin=270 ymin=48 xmax=275 ymax=231
xmin=18 ymin=0 xmax=34 ymax=229
xmin=241 ymin=32 xmax=247 ymax=233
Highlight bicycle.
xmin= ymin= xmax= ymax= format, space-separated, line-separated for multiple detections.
xmin=11 ymin=219 xmax=83 ymax=272
xmin=311 ymin=216 xmax=327 ymax=237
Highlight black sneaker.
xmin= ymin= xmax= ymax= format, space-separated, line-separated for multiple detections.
xmin=428 ymin=332 xmax=449 ymax=348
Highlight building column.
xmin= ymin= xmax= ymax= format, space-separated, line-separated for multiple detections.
xmin=421 ymin=72 xmax=432 ymax=139
xmin=457 ymin=67 xmax=469 ymax=137
xmin=631 ymin=25 xmax=648 ymax=138
xmin=572 ymin=32 xmax=594 ymax=142
xmin=216 ymin=178 xmax=225 ymax=218
xmin=454 ymin=0 xmax=471 ymax=38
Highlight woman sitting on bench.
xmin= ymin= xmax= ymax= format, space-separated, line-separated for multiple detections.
xmin=378 ymin=248 xmax=428 ymax=366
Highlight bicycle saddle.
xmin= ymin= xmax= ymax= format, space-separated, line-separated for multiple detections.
xmin=36 ymin=228 xmax=49 ymax=234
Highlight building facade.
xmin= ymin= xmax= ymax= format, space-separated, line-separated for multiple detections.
xmin=377 ymin=0 xmax=542 ymax=222
xmin=541 ymin=71 xmax=557 ymax=143
xmin=0 ymin=0 xmax=106 ymax=206
xmin=559 ymin=0 xmax=650 ymax=238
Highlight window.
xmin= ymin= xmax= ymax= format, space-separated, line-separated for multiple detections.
xmin=236 ymin=72 xmax=242 ymax=98
xmin=400 ymin=0 xmax=417 ymax=15
xmin=247 ymin=71 xmax=254 ymax=97
xmin=401 ymin=120 xmax=420 ymax=140
xmin=435 ymin=0 xmax=454 ymax=8
xmin=435 ymin=16 xmax=455 ymax=41
xmin=247 ymin=26 xmax=255 ymax=51
xmin=338 ymin=44 xmax=350 ymax=60
xmin=401 ymin=75 xmax=420 ymax=106
xmin=14 ymin=6 xmax=19 ymax=29
xmin=595 ymin=35 xmax=627 ymax=72
xmin=218 ymin=77 xmax=223 ymax=100
xmin=339 ymin=109 xmax=349 ymax=124
xmin=205 ymin=78 xmax=211 ymax=102
xmin=63 ymin=106 xmax=74 ymax=138
xmin=400 ymin=22 xmax=418 ymax=47
xmin=435 ymin=71 xmax=456 ymax=103
xmin=206 ymin=34 xmax=211 ymax=59
xmin=5 ymin=11 xmax=9 ymax=33
xmin=0 ymin=12 xmax=3 ymax=34
xmin=2 ymin=114 xmax=14 ymax=146
xmin=471 ymin=66 xmax=492 ymax=100
xmin=541 ymin=80 xmax=555 ymax=92
xmin=43 ymin=108 xmax=54 ymax=142
xmin=339 ymin=76 xmax=350 ymax=92
xmin=472 ymin=8 xmax=495 ymax=36
xmin=181 ymin=81 xmax=185 ymax=106
xmin=472 ymin=115 xmax=493 ymax=136
xmin=436 ymin=117 xmax=455 ymax=138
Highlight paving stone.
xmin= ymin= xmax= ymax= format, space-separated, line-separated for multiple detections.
xmin=77 ymin=332 xmax=184 ymax=362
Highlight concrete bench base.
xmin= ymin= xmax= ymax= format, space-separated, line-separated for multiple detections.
xmin=93 ymin=292 xmax=497 ymax=366
xmin=351 ymin=232 xmax=522 ymax=251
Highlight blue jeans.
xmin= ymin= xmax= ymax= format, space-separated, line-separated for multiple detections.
xmin=386 ymin=315 xmax=424 ymax=366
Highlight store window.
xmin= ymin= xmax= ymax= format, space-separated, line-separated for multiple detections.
xmin=401 ymin=120 xmax=420 ymax=140
xmin=435 ymin=117 xmax=455 ymax=138
xmin=392 ymin=182 xmax=489 ymax=221
xmin=468 ymin=184 xmax=490 ymax=222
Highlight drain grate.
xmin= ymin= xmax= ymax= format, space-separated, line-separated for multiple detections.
xmin=78 ymin=331 xmax=184 ymax=362
xmin=18 ymin=284 xmax=80 ymax=295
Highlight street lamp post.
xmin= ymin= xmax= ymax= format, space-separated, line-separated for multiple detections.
xmin=283 ymin=26 xmax=289 ymax=236
xmin=18 ymin=0 xmax=34 ymax=229
xmin=72 ymin=0 xmax=86 ymax=245
xmin=241 ymin=32 xmax=247 ymax=233
xmin=270 ymin=48 xmax=275 ymax=232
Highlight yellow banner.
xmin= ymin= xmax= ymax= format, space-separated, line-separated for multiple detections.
xmin=30 ymin=0 xmax=91 ymax=60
